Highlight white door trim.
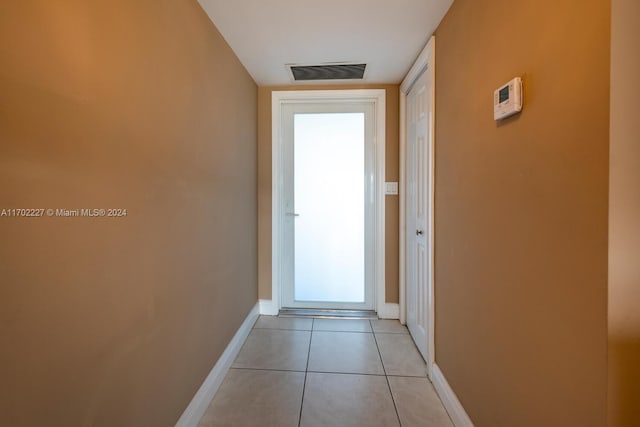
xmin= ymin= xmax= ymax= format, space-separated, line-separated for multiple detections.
xmin=400 ymin=36 xmax=436 ymax=376
xmin=280 ymin=101 xmax=375 ymax=310
xmin=271 ymin=89 xmax=386 ymax=314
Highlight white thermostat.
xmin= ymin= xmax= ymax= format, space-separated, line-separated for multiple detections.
xmin=493 ymin=77 xmax=523 ymax=121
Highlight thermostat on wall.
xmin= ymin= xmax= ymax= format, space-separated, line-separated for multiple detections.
xmin=493 ymin=77 xmax=523 ymax=121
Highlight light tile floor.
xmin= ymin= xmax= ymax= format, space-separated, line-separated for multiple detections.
xmin=199 ymin=317 xmax=453 ymax=427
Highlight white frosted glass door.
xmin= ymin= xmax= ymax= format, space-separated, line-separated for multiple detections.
xmin=281 ymin=102 xmax=375 ymax=310
xmin=294 ymin=113 xmax=365 ymax=303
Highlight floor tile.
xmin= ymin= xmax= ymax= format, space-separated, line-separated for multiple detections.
xmin=307 ymin=331 xmax=384 ymax=374
xmin=387 ymin=376 xmax=453 ymax=427
xmin=254 ymin=315 xmax=313 ymax=330
xmin=300 ymin=372 xmax=400 ymax=427
xmin=312 ymin=318 xmax=372 ymax=333
xmin=376 ymin=333 xmax=428 ymax=377
xmin=198 ymin=369 xmax=305 ymax=427
xmin=371 ymin=319 xmax=409 ymax=334
xmin=232 ymin=329 xmax=310 ymax=371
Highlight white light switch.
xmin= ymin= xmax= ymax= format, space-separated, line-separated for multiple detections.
xmin=385 ymin=182 xmax=399 ymax=195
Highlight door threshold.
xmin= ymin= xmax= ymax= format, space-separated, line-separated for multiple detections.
xmin=278 ymin=308 xmax=378 ymax=319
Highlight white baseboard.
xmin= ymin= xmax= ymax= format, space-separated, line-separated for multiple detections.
xmin=431 ymin=363 xmax=474 ymax=427
xmin=377 ymin=303 xmax=400 ymax=319
xmin=175 ymin=302 xmax=259 ymax=427
xmin=259 ymin=299 xmax=278 ymax=316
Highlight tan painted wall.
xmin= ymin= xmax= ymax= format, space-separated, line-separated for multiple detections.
xmin=433 ymin=0 xmax=610 ymax=425
xmin=0 ymin=1 xmax=257 ymax=426
xmin=609 ymin=0 xmax=640 ymax=424
xmin=257 ymin=85 xmax=399 ymax=303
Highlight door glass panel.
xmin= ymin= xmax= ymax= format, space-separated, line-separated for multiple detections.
xmin=294 ymin=112 xmax=365 ymax=302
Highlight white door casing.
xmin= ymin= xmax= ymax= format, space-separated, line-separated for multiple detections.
xmin=271 ymin=90 xmax=386 ymax=315
xmin=400 ymin=37 xmax=435 ymax=375
xmin=280 ymin=102 xmax=375 ymax=310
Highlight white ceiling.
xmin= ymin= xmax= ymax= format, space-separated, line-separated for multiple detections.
xmin=198 ymin=0 xmax=454 ymax=86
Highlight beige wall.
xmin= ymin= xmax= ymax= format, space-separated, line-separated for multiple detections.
xmin=0 ymin=1 xmax=257 ymax=426
xmin=257 ymin=85 xmax=400 ymax=303
xmin=609 ymin=0 xmax=640 ymax=424
xmin=434 ymin=0 xmax=610 ymax=425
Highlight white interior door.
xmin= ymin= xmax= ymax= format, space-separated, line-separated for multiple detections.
xmin=406 ymin=68 xmax=432 ymax=360
xmin=281 ymin=102 xmax=375 ymax=310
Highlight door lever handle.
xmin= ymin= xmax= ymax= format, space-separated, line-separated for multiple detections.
xmin=416 ymin=229 xmax=424 ymax=236
xmin=286 ymin=213 xmax=300 ymax=217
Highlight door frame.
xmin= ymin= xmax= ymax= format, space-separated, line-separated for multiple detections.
xmin=271 ymin=89 xmax=386 ymax=314
xmin=400 ymin=36 xmax=436 ymax=375
xmin=280 ymin=101 xmax=376 ymax=310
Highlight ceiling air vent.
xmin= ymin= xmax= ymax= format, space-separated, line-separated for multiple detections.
xmin=288 ymin=63 xmax=367 ymax=82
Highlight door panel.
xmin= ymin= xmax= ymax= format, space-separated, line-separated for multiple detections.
xmin=281 ymin=103 xmax=375 ymax=310
xmin=294 ymin=113 xmax=365 ymax=303
xmin=406 ymin=69 xmax=431 ymax=360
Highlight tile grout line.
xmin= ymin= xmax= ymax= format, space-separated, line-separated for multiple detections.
xmin=372 ymin=331 xmax=410 ymax=335
xmin=370 ymin=319 xmax=403 ymax=427
xmin=298 ymin=318 xmax=314 ymax=427
xmin=305 ymin=370 xmax=386 ymax=377
xmin=230 ymin=366 xmax=306 ymax=373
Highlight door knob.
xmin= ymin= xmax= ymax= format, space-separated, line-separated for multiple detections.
xmin=416 ymin=229 xmax=424 ymax=236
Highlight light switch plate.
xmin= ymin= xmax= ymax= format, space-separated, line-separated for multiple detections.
xmin=385 ymin=182 xmax=399 ymax=195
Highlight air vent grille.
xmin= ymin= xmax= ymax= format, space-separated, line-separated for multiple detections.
xmin=289 ymin=63 xmax=366 ymax=81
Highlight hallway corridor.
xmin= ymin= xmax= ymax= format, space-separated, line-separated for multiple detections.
xmin=198 ymin=316 xmax=453 ymax=426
